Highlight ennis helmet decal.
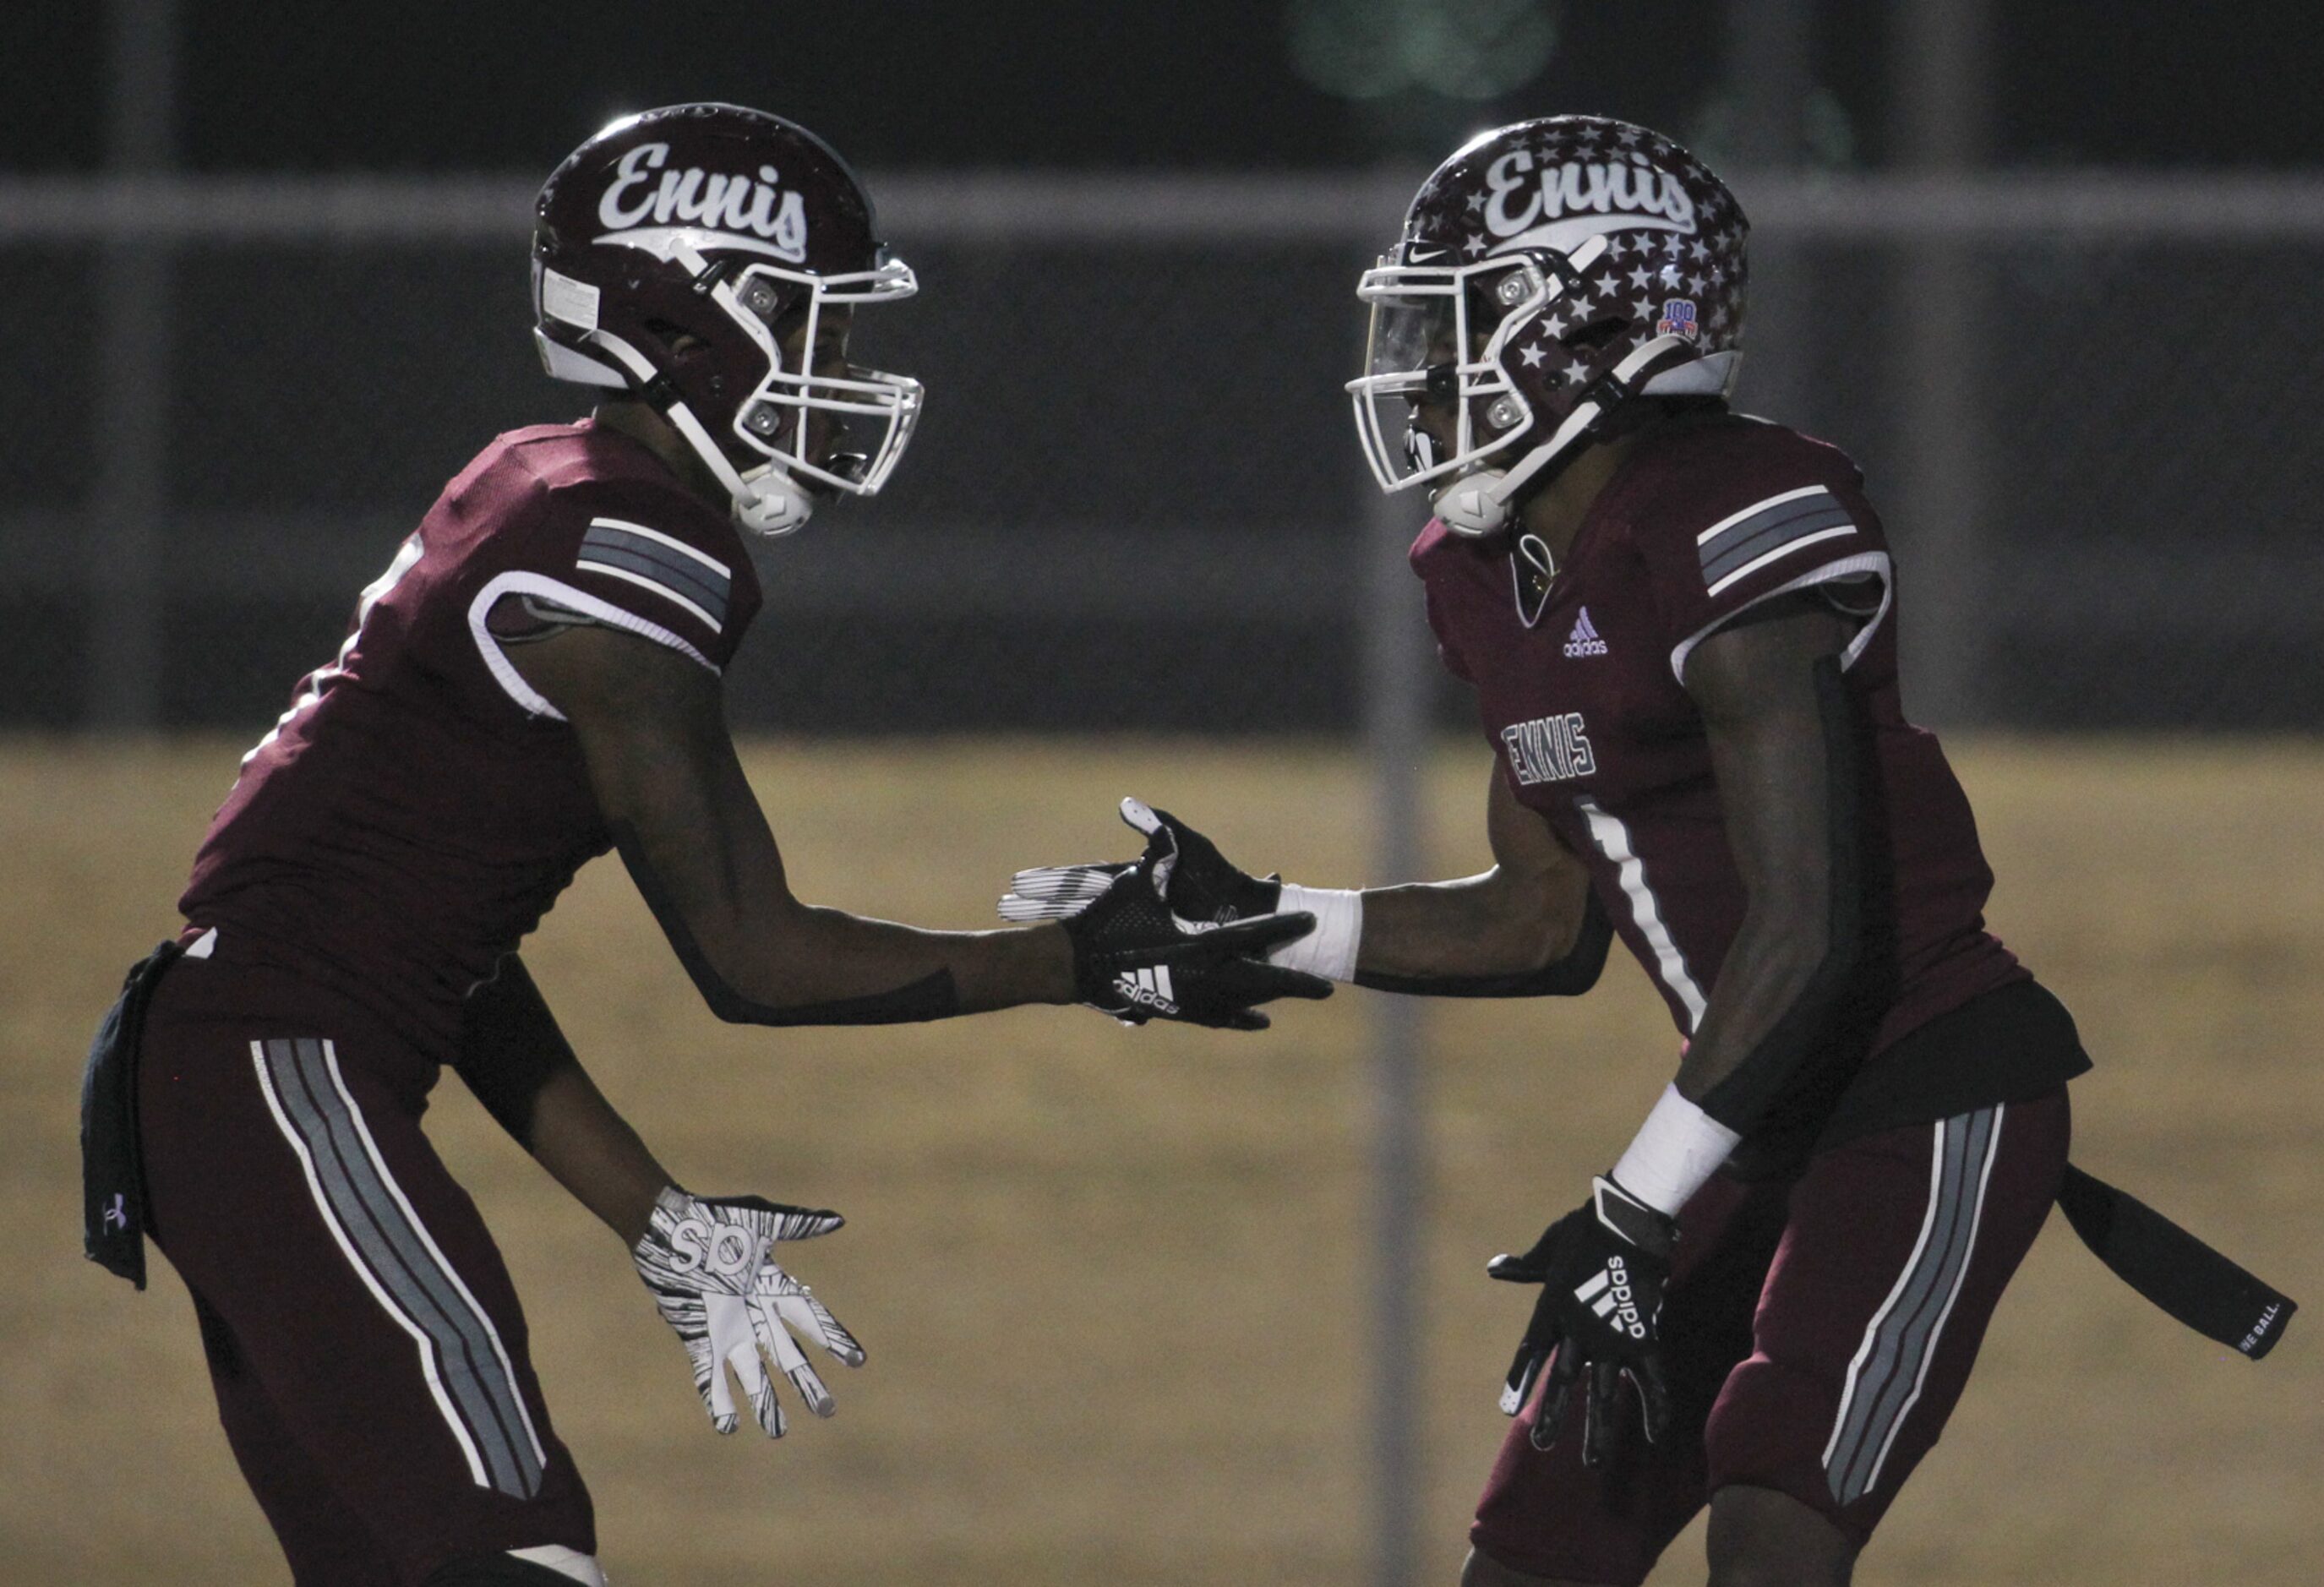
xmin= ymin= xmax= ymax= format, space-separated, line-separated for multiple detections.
xmin=1349 ymin=116 xmax=1747 ymax=537
xmin=1480 ymin=145 xmax=1699 ymax=254
xmin=533 ymin=104 xmax=923 ymax=537
xmin=593 ymin=142 xmax=811 ymax=262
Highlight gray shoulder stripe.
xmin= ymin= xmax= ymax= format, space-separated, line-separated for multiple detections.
xmin=255 ymin=1039 xmax=546 ymax=1499
xmin=587 ymin=515 xmax=731 ymax=580
xmin=581 ymin=523 xmax=732 ymax=596
xmin=1695 ymin=484 xmax=1836 ymax=548
xmin=1700 ymin=504 xmax=1858 ymax=586
xmin=576 ymin=539 xmax=730 ymax=625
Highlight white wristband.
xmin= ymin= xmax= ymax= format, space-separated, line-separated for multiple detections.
xmin=1609 ymin=1083 xmax=1742 ymax=1217
xmin=1267 ymin=884 xmax=1363 ymax=982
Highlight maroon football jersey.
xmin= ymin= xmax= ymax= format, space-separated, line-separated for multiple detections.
xmin=179 ymin=420 xmax=761 ymax=1070
xmin=1415 ymin=411 xmax=2025 ymax=1071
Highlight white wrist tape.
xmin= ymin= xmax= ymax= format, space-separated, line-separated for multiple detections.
xmin=1267 ymin=884 xmax=1363 ymax=982
xmin=1610 ymin=1083 xmax=1742 ymax=1217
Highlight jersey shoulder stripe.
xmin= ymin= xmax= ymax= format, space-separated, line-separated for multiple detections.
xmin=1696 ymin=485 xmax=1858 ymax=595
xmin=576 ymin=517 xmax=732 ymax=630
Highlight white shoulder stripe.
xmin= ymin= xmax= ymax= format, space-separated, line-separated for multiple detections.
xmin=1694 ymin=484 xmax=1830 ymax=546
xmin=587 ymin=515 xmax=732 ymax=581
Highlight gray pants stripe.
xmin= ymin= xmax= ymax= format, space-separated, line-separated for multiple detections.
xmin=1823 ymin=1104 xmax=2005 ymax=1506
xmin=254 ymin=1039 xmax=545 ymax=1499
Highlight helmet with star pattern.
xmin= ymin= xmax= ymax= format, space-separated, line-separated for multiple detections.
xmin=1347 ymin=115 xmax=1748 ymax=536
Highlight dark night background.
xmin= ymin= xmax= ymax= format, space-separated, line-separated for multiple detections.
xmin=6 ymin=3 xmax=2324 ymax=734
xmin=5 ymin=2 xmax=2321 ymax=173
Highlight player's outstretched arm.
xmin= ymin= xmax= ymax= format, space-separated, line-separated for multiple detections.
xmin=509 ymin=622 xmax=1316 ymax=1028
xmin=1351 ymin=766 xmax=1609 ymax=995
xmin=1000 ymin=767 xmax=1607 ymax=999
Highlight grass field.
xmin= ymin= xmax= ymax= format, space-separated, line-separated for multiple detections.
xmin=3 ymin=735 xmax=2318 ymax=1584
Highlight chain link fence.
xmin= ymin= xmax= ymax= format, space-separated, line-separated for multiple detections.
xmin=4 ymin=171 xmax=2322 ymax=734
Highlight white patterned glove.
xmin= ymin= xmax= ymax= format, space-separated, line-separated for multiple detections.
xmin=630 ymin=1186 xmax=865 ymax=1437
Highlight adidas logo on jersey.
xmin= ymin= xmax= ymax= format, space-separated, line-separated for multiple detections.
xmin=1563 ymin=608 xmax=1609 ymax=658
xmin=1114 ymin=965 xmax=1178 ymax=1016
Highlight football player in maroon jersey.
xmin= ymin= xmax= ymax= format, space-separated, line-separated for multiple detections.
xmin=79 ymin=104 xmax=1324 ymax=1587
xmin=1003 ymin=115 xmax=2093 ymax=1586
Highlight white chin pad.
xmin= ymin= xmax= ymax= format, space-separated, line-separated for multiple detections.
xmin=734 ymin=469 xmax=814 ymax=537
xmin=1433 ymin=472 xmax=1512 ymax=536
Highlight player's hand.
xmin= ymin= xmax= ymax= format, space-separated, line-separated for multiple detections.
xmin=630 ymin=1186 xmax=865 ymax=1437
xmin=1487 ymin=1176 xmax=1677 ymax=1467
xmin=1050 ymin=856 xmax=1331 ymax=1031
xmin=1000 ymin=797 xmax=1282 ymax=929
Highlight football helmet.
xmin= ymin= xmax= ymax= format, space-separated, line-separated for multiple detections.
xmin=1348 ymin=116 xmax=1747 ymax=536
xmin=532 ymin=103 xmax=923 ymax=536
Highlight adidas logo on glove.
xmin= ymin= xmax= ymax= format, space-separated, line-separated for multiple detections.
xmin=1575 ymin=1256 xmax=1649 ymax=1339
xmin=1563 ymin=607 xmax=1609 ymax=659
xmin=1114 ymin=965 xmax=1179 ymax=1015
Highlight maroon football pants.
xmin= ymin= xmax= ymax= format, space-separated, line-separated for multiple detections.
xmin=1471 ymin=1090 xmax=2070 ymax=1584
xmin=138 ymin=951 xmax=596 ymax=1585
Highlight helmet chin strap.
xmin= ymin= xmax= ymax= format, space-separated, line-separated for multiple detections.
xmin=1432 ymin=335 xmax=1699 ymax=537
xmin=582 ymin=327 xmax=815 ymax=536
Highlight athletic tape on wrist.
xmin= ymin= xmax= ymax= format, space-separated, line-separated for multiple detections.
xmin=1610 ymin=1083 xmax=1742 ymax=1217
xmin=1267 ymin=884 xmax=1363 ymax=981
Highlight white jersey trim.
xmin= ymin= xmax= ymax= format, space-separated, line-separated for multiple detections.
xmin=1667 ymin=550 xmax=1894 ymax=687
xmin=467 ymin=570 xmax=720 ymax=721
xmin=1576 ymin=796 xmax=1709 ymax=1032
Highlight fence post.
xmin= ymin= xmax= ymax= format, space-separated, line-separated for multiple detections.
xmin=88 ymin=0 xmax=180 ymax=730
xmin=1362 ymin=477 xmax=1431 ymax=1587
xmin=1890 ymin=0 xmax=1992 ymax=728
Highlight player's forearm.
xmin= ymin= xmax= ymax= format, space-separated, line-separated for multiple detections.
xmin=782 ymin=905 xmax=1077 ymax=1013
xmin=1673 ymin=903 xmax=1842 ymax=1108
xmin=615 ymin=820 xmax=1073 ymax=1023
xmin=1350 ymin=868 xmax=1604 ymax=993
xmin=524 ymin=1064 xmax=674 ymax=1246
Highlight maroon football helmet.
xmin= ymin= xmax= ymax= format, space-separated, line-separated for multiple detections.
xmin=1349 ymin=116 xmax=1748 ymax=536
xmin=532 ymin=103 xmax=922 ymax=535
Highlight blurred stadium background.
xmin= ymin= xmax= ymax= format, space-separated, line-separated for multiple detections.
xmin=5 ymin=2 xmax=2321 ymax=1583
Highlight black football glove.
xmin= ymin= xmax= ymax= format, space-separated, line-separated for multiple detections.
xmin=1487 ymin=1175 xmax=1678 ymax=1467
xmin=1000 ymin=798 xmax=1282 ymax=930
xmin=1050 ymin=853 xmax=1329 ymax=1032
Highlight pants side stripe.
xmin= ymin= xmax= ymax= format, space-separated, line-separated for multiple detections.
xmin=1820 ymin=1116 xmax=1950 ymax=1483
xmin=1823 ymin=1106 xmax=2002 ymax=1503
xmin=248 ymin=1039 xmax=492 ymax=1492
xmin=1856 ymin=1103 xmax=2006 ymax=1499
xmin=1835 ymin=1112 xmax=1979 ymax=1495
xmin=268 ymin=1039 xmax=533 ymax=1497
xmin=312 ymin=1040 xmax=549 ymax=1474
